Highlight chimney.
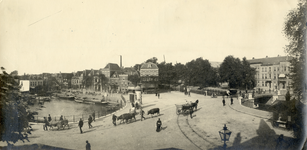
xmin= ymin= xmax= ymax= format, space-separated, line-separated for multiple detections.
xmin=120 ymin=55 xmax=122 ymax=68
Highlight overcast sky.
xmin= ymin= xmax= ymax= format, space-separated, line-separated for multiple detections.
xmin=0 ymin=0 xmax=298 ymax=74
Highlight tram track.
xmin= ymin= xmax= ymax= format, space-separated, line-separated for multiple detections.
xmin=176 ymin=108 xmax=219 ymax=150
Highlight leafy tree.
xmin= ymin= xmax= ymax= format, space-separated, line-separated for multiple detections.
xmin=0 ymin=67 xmax=31 ymax=146
xmin=145 ymin=57 xmax=158 ymax=64
xmin=219 ymin=56 xmax=243 ymax=88
xmin=241 ymin=57 xmax=257 ymax=90
xmin=157 ymin=62 xmax=174 ymax=86
xmin=283 ymin=0 xmax=306 ymax=142
xmin=183 ymin=58 xmax=218 ymax=87
xmin=128 ymin=74 xmax=140 ymax=86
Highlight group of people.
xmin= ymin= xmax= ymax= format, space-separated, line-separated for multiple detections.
xmin=43 ymin=114 xmax=64 ymax=131
xmin=222 ymin=96 xmax=234 ymax=106
xmin=78 ymin=112 xmax=96 ymax=134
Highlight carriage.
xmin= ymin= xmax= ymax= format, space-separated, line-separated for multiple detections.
xmin=175 ymin=103 xmax=193 ymax=115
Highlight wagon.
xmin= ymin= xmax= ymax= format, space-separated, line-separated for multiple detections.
xmin=175 ymin=103 xmax=193 ymax=115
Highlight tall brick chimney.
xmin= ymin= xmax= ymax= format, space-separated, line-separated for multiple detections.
xmin=120 ymin=55 xmax=122 ymax=68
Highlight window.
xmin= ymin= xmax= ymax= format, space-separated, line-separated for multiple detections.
xmin=265 ymin=74 xmax=267 ymax=79
xmin=277 ymin=67 xmax=279 ymax=71
xmin=265 ymin=67 xmax=267 ymax=72
xmin=274 ymin=67 xmax=276 ymax=71
xmin=262 ymin=74 xmax=264 ymax=79
xmin=262 ymin=68 xmax=264 ymax=72
xmin=262 ymin=81 xmax=264 ymax=86
xmin=269 ymin=67 xmax=271 ymax=72
xmin=269 ymin=74 xmax=271 ymax=79
xmin=284 ymin=66 xmax=287 ymax=71
xmin=274 ymin=74 xmax=276 ymax=79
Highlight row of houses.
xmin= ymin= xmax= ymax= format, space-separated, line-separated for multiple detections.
xmin=19 ymin=62 xmax=159 ymax=92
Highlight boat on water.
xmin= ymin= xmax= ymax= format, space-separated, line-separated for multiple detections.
xmin=74 ymin=97 xmax=84 ymax=103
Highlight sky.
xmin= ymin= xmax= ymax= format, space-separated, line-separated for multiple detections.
xmin=0 ymin=0 xmax=298 ymax=74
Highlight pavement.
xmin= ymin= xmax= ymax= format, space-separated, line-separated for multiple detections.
xmin=0 ymin=91 xmax=297 ymax=150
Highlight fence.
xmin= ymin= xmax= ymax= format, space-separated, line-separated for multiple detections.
xmin=33 ymin=94 xmax=127 ymax=123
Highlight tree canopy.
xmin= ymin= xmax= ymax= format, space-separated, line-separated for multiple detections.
xmin=283 ymin=0 xmax=306 ymax=142
xmin=0 ymin=67 xmax=31 ymax=146
xmin=219 ymin=56 xmax=256 ymax=89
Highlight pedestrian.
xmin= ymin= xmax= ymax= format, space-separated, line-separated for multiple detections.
xmin=231 ymin=97 xmax=233 ymax=105
xmin=78 ymin=118 xmax=83 ymax=134
xmin=88 ymin=115 xmax=93 ymax=128
xmin=140 ymin=109 xmax=146 ymax=121
xmin=48 ymin=114 xmax=52 ymax=122
xmin=59 ymin=115 xmax=63 ymax=121
xmin=112 ymin=114 xmax=117 ymax=126
xmin=158 ymin=93 xmax=160 ymax=99
xmin=222 ymin=96 xmax=225 ymax=106
xmin=86 ymin=140 xmax=91 ymax=150
xmin=43 ymin=117 xmax=48 ymax=131
xmin=156 ymin=118 xmax=162 ymax=132
xmin=189 ymin=107 xmax=194 ymax=119
xmin=92 ymin=112 xmax=95 ymax=122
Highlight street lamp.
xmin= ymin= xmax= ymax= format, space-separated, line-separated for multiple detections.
xmin=218 ymin=124 xmax=232 ymax=150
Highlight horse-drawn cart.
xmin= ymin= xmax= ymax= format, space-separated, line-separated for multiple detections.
xmin=175 ymin=104 xmax=192 ymax=115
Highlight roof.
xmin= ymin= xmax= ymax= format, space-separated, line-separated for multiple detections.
xmin=103 ymin=63 xmax=121 ymax=71
xmin=247 ymin=56 xmax=293 ymax=66
xmin=140 ymin=62 xmax=158 ymax=69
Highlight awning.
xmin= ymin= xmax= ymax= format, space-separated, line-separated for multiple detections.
xmin=279 ymin=74 xmax=286 ymax=78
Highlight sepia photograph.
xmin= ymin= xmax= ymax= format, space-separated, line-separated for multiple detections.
xmin=0 ymin=0 xmax=306 ymax=149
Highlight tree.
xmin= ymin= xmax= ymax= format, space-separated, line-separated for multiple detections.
xmin=128 ymin=74 xmax=140 ymax=86
xmin=145 ymin=57 xmax=158 ymax=64
xmin=219 ymin=56 xmax=243 ymax=88
xmin=98 ymin=74 xmax=108 ymax=91
xmin=0 ymin=67 xmax=31 ymax=146
xmin=158 ymin=62 xmax=175 ymax=87
xmin=241 ymin=57 xmax=257 ymax=90
xmin=283 ymin=0 xmax=307 ymax=142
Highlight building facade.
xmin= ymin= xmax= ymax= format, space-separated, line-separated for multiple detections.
xmin=247 ymin=56 xmax=292 ymax=92
xmin=140 ymin=62 xmax=159 ymax=89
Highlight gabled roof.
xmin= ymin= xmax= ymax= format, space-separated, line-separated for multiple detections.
xmin=76 ymin=71 xmax=83 ymax=76
xmin=61 ymin=73 xmax=73 ymax=79
xmin=103 ymin=63 xmax=121 ymax=71
xmin=140 ymin=62 xmax=158 ymax=69
xmin=247 ymin=56 xmax=293 ymax=66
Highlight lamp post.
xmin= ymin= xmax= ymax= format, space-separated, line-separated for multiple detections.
xmin=219 ymin=124 xmax=232 ymax=150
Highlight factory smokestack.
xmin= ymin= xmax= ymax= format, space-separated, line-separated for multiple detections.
xmin=120 ymin=55 xmax=122 ymax=68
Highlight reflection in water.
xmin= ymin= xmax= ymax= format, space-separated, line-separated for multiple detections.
xmin=28 ymin=98 xmax=110 ymax=117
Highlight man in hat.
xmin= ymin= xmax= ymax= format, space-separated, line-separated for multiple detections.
xmin=86 ymin=140 xmax=91 ymax=150
xmin=156 ymin=118 xmax=162 ymax=132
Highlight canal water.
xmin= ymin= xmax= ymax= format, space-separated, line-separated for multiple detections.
xmin=28 ymin=94 xmax=123 ymax=121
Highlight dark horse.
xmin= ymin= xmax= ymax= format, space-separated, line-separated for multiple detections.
xmin=182 ymin=100 xmax=199 ymax=113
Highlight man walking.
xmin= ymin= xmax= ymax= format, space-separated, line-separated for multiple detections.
xmin=231 ymin=97 xmax=233 ymax=105
xmin=59 ymin=115 xmax=63 ymax=121
xmin=222 ymin=96 xmax=225 ymax=106
xmin=79 ymin=118 xmax=83 ymax=134
xmin=43 ymin=117 xmax=48 ymax=131
xmin=88 ymin=115 xmax=93 ymax=128
xmin=189 ymin=107 xmax=194 ymax=119
xmin=140 ymin=109 xmax=146 ymax=121
xmin=86 ymin=140 xmax=91 ymax=150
